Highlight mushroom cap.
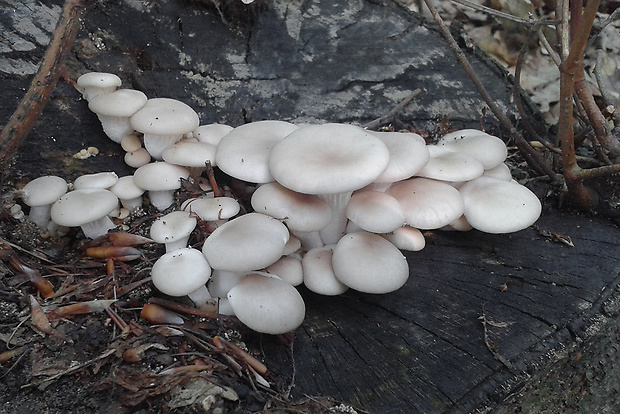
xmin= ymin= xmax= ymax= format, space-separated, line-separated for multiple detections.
xmin=383 ymin=226 xmax=426 ymax=251
xmin=151 ymin=248 xmax=211 ymax=297
xmin=215 ymin=120 xmax=299 ymax=183
xmin=386 ymin=178 xmax=465 ymax=230
xmin=130 ymin=98 xmax=200 ymax=136
xmin=269 ymin=123 xmax=390 ymax=194
xmin=73 ymin=171 xmax=119 ymax=190
xmin=482 ymin=163 xmax=513 ymax=181
xmin=368 ymin=131 xmax=430 ymax=183
xmin=227 ymin=273 xmax=306 ymax=334
xmin=162 ymin=140 xmax=217 ymax=168
xmin=109 ymin=175 xmax=145 ymax=200
xmin=458 ymin=176 xmax=542 ymax=233
xmin=193 ymin=123 xmax=234 ymax=146
xmin=345 ymin=190 xmax=404 ymax=233
xmin=265 ymin=255 xmax=304 ymax=286
xmin=437 ymin=131 xmax=507 ymax=170
xmin=302 ymin=246 xmax=349 ymax=295
xmin=133 ymin=162 xmax=190 ymax=191
xmin=50 ymin=189 xmax=119 ymax=227
xmin=182 ymin=197 xmax=240 ymax=221
xmin=76 ymin=72 xmax=121 ymax=100
xmin=124 ymin=148 xmax=151 ymax=168
xmin=88 ymin=89 xmax=148 ymax=117
xmin=251 ymin=182 xmax=331 ymax=232
xmin=208 ymin=270 xmax=244 ymax=298
xmin=202 ymin=213 xmax=289 ymax=272
xmin=417 ymin=147 xmax=484 ymax=182
xmin=332 ymin=231 xmax=408 ymax=294
xmin=150 ymin=210 xmax=197 ymax=244
xmin=22 ymin=175 xmax=68 ymax=207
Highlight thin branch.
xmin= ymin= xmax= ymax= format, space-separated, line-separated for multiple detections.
xmin=450 ymin=0 xmax=554 ymax=27
xmin=0 ymin=0 xmax=88 ymax=169
xmin=363 ymin=89 xmax=422 ymax=130
xmin=421 ymin=0 xmax=558 ymax=181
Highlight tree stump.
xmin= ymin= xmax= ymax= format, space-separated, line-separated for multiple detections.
xmin=1 ymin=1 xmax=619 ymax=413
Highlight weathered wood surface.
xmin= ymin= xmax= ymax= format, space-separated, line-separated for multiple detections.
xmin=1 ymin=1 xmax=619 ymax=413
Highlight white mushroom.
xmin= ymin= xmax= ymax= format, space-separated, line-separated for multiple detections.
xmin=193 ymin=123 xmax=234 ymax=146
xmin=73 ymin=171 xmax=119 ymax=190
xmin=133 ymin=162 xmax=190 ymax=211
xmin=345 ymin=190 xmax=404 ymax=234
xmin=227 ymin=273 xmax=306 ymax=335
xmin=265 ymin=255 xmax=304 ymax=286
xmin=109 ymin=176 xmax=145 ymax=211
xmin=458 ymin=176 xmax=542 ymax=233
xmin=386 ymin=178 xmax=465 ymax=230
xmin=436 ymin=129 xmax=508 ymax=170
xmin=151 ymin=247 xmax=212 ymax=307
xmin=202 ymin=213 xmax=289 ymax=272
xmin=76 ymin=72 xmax=121 ymax=101
xmin=150 ymin=210 xmax=197 ymax=252
xmin=88 ymin=89 xmax=148 ymax=143
xmin=215 ymin=120 xmax=299 ymax=184
xmin=302 ymin=246 xmax=349 ymax=296
xmin=50 ymin=189 xmax=119 ymax=239
xmin=269 ymin=123 xmax=390 ymax=244
xmin=130 ymin=98 xmax=200 ymax=159
xmin=332 ymin=231 xmax=409 ymax=294
xmin=21 ymin=175 xmax=68 ymax=229
xmin=383 ymin=226 xmax=426 ymax=251
xmin=162 ymin=140 xmax=218 ymax=177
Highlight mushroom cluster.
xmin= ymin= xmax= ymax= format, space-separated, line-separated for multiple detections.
xmin=15 ymin=72 xmax=543 ymax=336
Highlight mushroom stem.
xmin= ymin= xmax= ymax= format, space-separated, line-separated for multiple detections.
xmin=147 ymin=190 xmax=176 ymax=211
xmin=97 ymin=114 xmax=135 ymax=143
xmin=27 ymin=205 xmax=53 ymax=229
xmin=317 ymin=191 xmax=353 ymax=245
xmin=80 ymin=215 xmax=116 ymax=239
xmin=143 ymin=133 xmax=183 ymax=160
xmin=187 ymin=284 xmax=212 ymax=308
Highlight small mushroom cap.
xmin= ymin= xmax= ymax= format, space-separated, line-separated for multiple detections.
xmin=130 ymin=98 xmax=200 ymax=136
xmin=332 ymin=231 xmax=408 ymax=294
xmin=182 ymin=197 xmax=240 ymax=221
xmin=150 ymin=210 xmax=197 ymax=244
xmin=76 ymin=72 xmax=121 ymax=100
xmin=345 ymin=190 xmax=404 ymax=234
xmin=22 ymin=176 xmax=68 ymax=207
xmin=227 ymin=273 xmax=306 ymax=335
xmin=251 ymin=182 xmax=331 ymax=232
xmin=368 ymin=131 xmax=430 ymax=183
xmin=269 ymin=123 xmax=390 ymax=194
xmin=109 ymin=176 xmax=145 ymax=201
xmin=265 ymin=255 xmax=304 ymax=286
xmin=193 ymin=123 xmax=234 ymax=146
xmin=437 ymin=131 xmax=508 ymax=170
xmin=302 ymin=246 xmax=349 ymax=295
xmin=124 ymin=148 xmax=151 ymax=168
xmin=88 ymin=89 xmax=148 ymax=117
xmin=215 ymin=120 xmax=299 ymax=183
xmin=202 ymin=213 xmax=289 ymax=272
xmin=386 ymin=178 xmax=465 ymax=230
xmin=458 ymin=176 xmax=542 ymax=233
xmin=50 ymin=189 xmax=118 ymax=227
xmin=151 ymin=248 xmax=211 ymax=297
xmin=133 ymin=162 xmax=190 ymax=191
xmin=383 ymin=226 xmax=426 ymax=251
xmin=162 ymin=140 xmax=217 ymax=168
xmin=73 ymin=172 xmax=119 ymax=190
xmin=417 ymin=147 xmax=484 ymax=182
xmin=482 ymin=163 xmax=513 ymax=181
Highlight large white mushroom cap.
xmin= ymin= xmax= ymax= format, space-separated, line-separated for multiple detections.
xmin=269 ymin=123 xmax=390 ymax=195
xmin=133 ymin=162 xmax=190 ymax=211
xmin=227 ymin=273 xmax=306 ymax=335
xmin=151 ymin=247 xmax=211 ymax=297
xmin=332 ymin=231 xmax=409 ymax=294
xmin=215 ymin=120 xmax=299 ymax=183
xmin=50 ymin=188 xmax=119 ymax=239
xmin=202 ymin=213 xmax=289 ymax=272
xmin=458 ymin=176 xmax=542 ymax=233
xmin=386 ymin=178 xmax=465 ymax=230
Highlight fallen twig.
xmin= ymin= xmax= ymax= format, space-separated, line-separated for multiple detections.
xmin=363 ymin=89 xmax=422 ymax=130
